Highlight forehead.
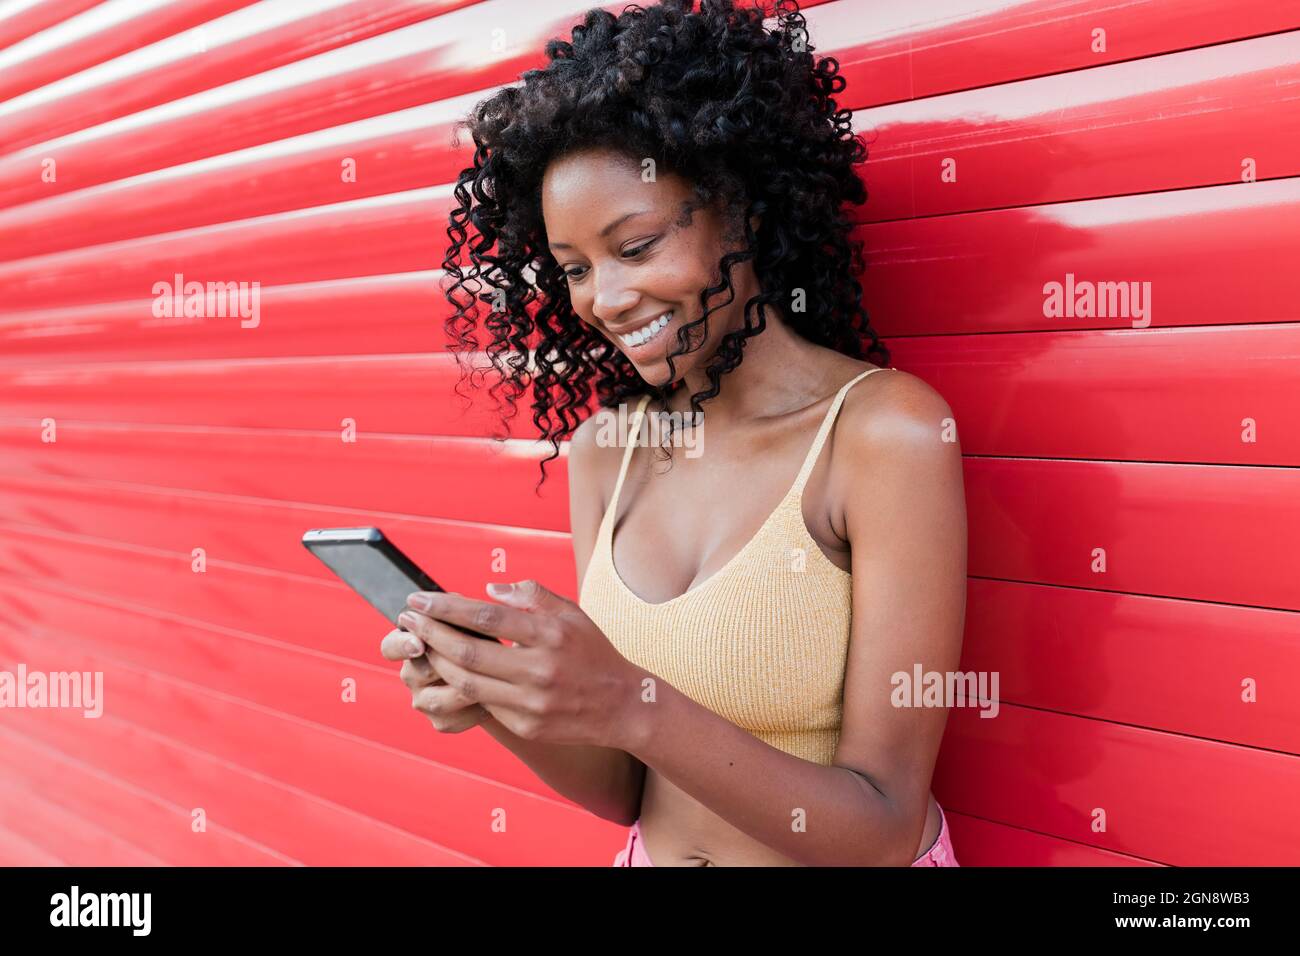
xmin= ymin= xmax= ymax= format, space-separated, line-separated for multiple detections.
xmin=541 ymin=149 xmax=691 ymax=226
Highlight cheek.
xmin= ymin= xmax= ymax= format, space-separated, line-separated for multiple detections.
xmin=656 ymin=264 xmax=715 ymax=311
xmin=640 ymin=259 xmax=691 ymax=294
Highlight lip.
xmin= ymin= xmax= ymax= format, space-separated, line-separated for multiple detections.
xmin=607 ymin=310 xmax=673 ymax=336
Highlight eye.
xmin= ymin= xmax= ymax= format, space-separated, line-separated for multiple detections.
xmin=564 ymin=240 xmax=657 ymax=282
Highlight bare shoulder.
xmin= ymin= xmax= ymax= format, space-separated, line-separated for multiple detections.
xmin=568 ymin=402 xmax=608 ymax=463
xmin=568 ymin=398 xmax=650 ymax=587
xmin=570 ymin=397 xmax=644 ymax=464
xmin=568 ymin=396 xmax=649 ymax=510
xmin=833 ymin=367 xmax=963 ymax=482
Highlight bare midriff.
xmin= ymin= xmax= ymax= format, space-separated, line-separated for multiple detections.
xmin=636 ymin=772 xmax=943 ymax=866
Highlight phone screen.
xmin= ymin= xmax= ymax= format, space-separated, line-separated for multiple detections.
xmin=302 ymin=527 xmax=499 ymax=642
xmin=307 ymin=540 xmax=432 ymax=625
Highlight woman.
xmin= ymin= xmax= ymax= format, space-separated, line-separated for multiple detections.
xmin=382 ymin=0 xmax=966 ymax=866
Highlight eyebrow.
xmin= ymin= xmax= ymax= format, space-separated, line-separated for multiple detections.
xmin=548 ymin=209 xmax=653 ymax=250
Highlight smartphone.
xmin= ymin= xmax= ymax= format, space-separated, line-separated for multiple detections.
xmin=301 ymin=526 xmax=499 ymax=641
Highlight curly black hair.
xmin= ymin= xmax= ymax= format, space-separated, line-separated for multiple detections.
xmin=441 ymin=0 xmax=888 ymax=492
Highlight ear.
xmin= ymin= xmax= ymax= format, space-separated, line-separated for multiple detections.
xmin=749 ymin=212 xmax=762 ymax=235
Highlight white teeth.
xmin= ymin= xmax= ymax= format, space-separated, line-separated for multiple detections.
xmin=620 ymin=312 xmax=671 ymax=348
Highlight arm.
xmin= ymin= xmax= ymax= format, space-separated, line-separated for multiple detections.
xmin=614 ymin=373 xmax=968 ymax=864
xmin=476 ymin=408 xmax=646 ymax=826
xmin=478 ymin=717 xmax=645 ymax=825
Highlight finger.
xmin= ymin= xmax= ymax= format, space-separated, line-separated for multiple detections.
xmin=397 ymin=608 xmax=540 ymax=685
xmin=404 ymin=589 xmax=547 ymax=647
xmin=430 ymin=705 xmax=490 ymax=734
xmin=399 ymin=655 xmax=446 ymax=691
xmin=484 ymin=579 xmax=573 ymax=618
xmin=426 ymin=645 xmax=529 ymax=709
xmin=411 ymin=681 xmax=479 ymax=717
xmin=380 ymin=627 xmax=431 ymax=662
xmin=425 ymin=701 xmax=491 ymax=734
xmin=476 ymin=702 xmax=536 ymax=739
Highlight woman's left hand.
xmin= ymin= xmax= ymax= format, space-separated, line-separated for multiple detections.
xmin=397 ymin=580 xmax=644 ymax=750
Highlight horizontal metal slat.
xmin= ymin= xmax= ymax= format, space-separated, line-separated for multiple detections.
xmin=890 ymin=324 xmax=1300 ymax=465
xmin=825 ymin=0 xmax=1300 ymax=108
xmin=864 ymin=177 xmax=1300 ymax=334
xmin=0 ymin=273 xmax=445 ymax=363
xmin=966 ymin=457 xmax=1300 ymax=611
xmin=0 ymin=775 xmax=168 ymax=866
xmin=0 ymin=0 xmax=616 ymax=210
xmin=0 ymin=187 xmax=451 ymax=311
xmin=0 ymin=421 xmax=571 ymax=529
xmin=0 ymin=524 xmax=568 ymax=664
xmin=964 ymin=578 xmax=1300 ymax=756
xmin=0 ymin=102 xmax=464 ymax=262
xmin=2 ymin=427 xmax=1296 ymax=607
xmin=855 ymin=31 xmax=1300 ymax=221
xmin=0 ymin=0 xmax=472 ymax=154
xmin=6 ymin=27 xmax=1298 ymax=262
xmin=2 ymin=324 xmax=1297 ymax=464
xmin=936 ymin=701 xmax=1300 ymax=864
xmin=0 ymin=630 xmax=619 ymax=865
xmin=2 ymin=0 xmax=1288 ymax=212
xmin=0 ymin=0 xmax=257 ymax=106
xmin=943 ymin=809 xmax=1157 ymax=867
xmin=0 ymin=577 xmax=559 ymax=803
xmin=1 ymin=488 xmax=1294 ymax=754
xmin=0 ymin=824 xmax=67 ymax=866
xmin=0 ymin=0 xmax=104 ymax=55
xmin=6 ymin=176 xmax=1299 ymax=333
xmin=0 ymin=472 xmax=567 ymax=593
xmin=0 ymin=721 xmax=292 ymax=865
xmin=0 ymin=635 xmax=484 ymax=866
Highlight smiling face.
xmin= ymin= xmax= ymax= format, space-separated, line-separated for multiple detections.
xmin=542 ymin=146 xmax=761 ymax=389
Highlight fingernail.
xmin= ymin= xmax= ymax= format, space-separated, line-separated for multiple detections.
xmin=487 ymin=582 xmax=514 ymax=597
xmin=406 ymin=593 xmax=432 ymax=611
xmin=404 ymin=637 xmax=424 ymax=657
xmin=397 ymin=611 xmax=418 ymax=631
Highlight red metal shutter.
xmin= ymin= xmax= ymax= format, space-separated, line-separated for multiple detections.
xmin=0 ymin=0 xmax=1296 ymax=866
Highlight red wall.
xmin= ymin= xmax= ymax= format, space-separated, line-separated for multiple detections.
xmin=0 ymin=0 xmax=1297 ymax=866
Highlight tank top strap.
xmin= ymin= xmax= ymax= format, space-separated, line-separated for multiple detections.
xmin=788 ymin=367 xmax=893 ymax=499
xmin=605 ymin=393 xmax=653 ymax=525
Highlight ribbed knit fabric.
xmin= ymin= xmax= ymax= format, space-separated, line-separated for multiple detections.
xmin=578 ymin=367 xmax=893 ymax=767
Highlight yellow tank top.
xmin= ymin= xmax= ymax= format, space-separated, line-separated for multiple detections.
xmin=578 ymin=366 xmax=893 ymax=766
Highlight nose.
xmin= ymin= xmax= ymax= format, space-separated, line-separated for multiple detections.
xmin=590 ymin=268 xmax=639 ymax=327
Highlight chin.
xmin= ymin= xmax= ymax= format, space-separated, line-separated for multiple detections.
xmin=629 ymin=363 xmax=674 ymax=389
xmin=619 ymin=336 xmax=711 ymax=389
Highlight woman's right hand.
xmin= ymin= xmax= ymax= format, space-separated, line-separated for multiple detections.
xmin=380 ymin=627 xmax=491 ymax=733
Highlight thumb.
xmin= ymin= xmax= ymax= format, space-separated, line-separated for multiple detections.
xmin=485 ymin=579 xmax=568 ymax=613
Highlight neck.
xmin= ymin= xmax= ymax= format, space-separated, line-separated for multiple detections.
xmin=667 ymin=311 xmax=826 ymax=427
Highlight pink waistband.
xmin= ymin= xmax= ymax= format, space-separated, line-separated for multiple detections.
xmin=912 ymin=803 xmax=958 ymax=867
xmin=612 ymin=804 xmax=958 ymax=867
